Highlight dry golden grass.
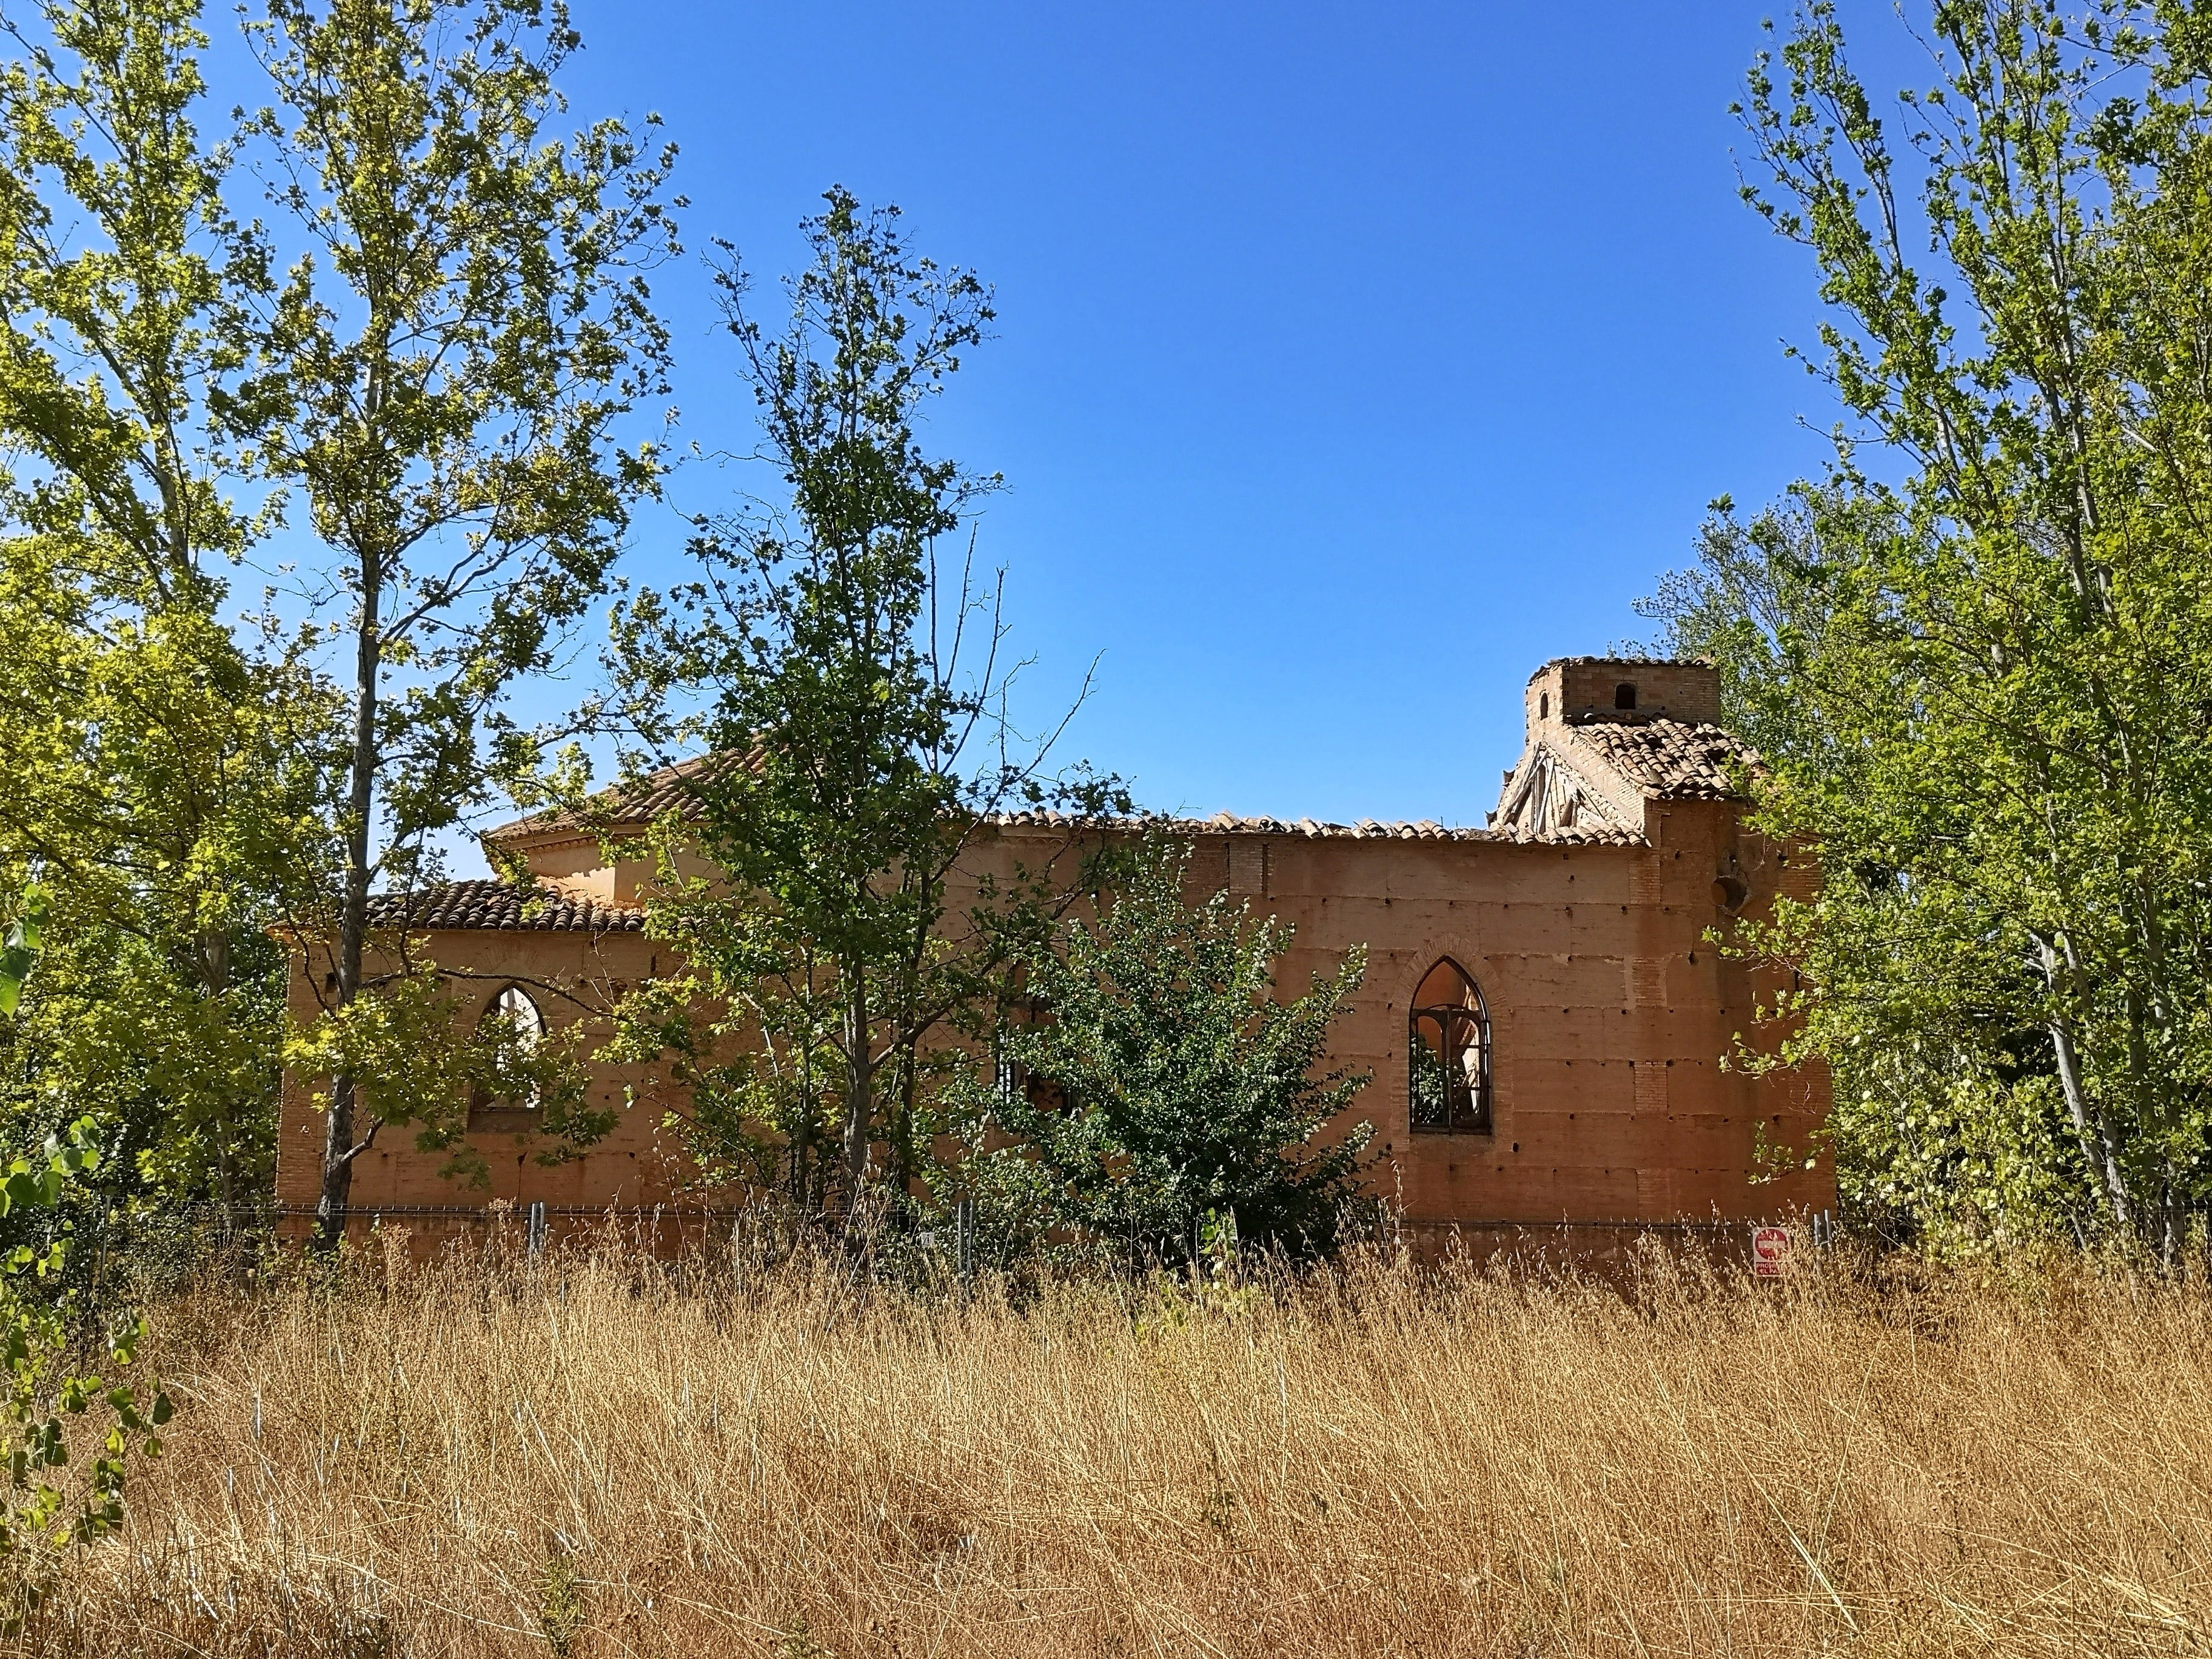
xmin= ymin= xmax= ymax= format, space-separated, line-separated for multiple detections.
xmin=15 ymin=1233 xmax=2212 ymax=1657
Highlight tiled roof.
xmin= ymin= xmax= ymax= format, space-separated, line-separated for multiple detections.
xmin=486 ymin=763 xmax=1612 ymax=846
xmin=365 ymin=880 xmax=644 ymax=933
xmin=484 ymin=756 xmax=1675 ymax=853
xmin=1486 ymin=818 xmax=1645 ymax=846
xmin=987 ymin=809 xmax=1645 ymax=845
xmin=484 ymin=751 xmax=746 ymax=843
xmin=985 ymin=809 xmax=1498 ymax=841
xmin=1567 ymin=720 xmax=1758 ymax=800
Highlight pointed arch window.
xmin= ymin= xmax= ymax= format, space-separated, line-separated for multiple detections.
xmin=486 ymin=984 xmax=545 ymax=1047
xmin=1409 ymin=959 xmax=1492 ymax=1135
xmin=471 ymin=984 xmax=546 ymax=1125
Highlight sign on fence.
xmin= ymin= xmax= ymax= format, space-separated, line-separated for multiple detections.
xmin=1751 ymin=1225 xmax=1792 ymax=1279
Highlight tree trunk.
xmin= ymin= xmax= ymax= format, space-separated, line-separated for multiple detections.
xmin=893 ymin=1048 xmax=919 ymax=1202
xmin=198 ymin=925 xmax=235 ymax=1230
xmin=315 ymin=555 xmax=383 ymax=1252
xmin=2038 ymin=934 xmax=2130 ymax=1232
xmin=840 ymin=969 xmax=873 ymax=1227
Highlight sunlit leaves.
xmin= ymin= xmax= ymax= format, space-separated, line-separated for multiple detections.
xmin=1648 ymin=2 xmax=2212 ymax=1255
xmin=598 ymin=193 xmax=1123 ymax=1228
xmin=967 ymin=840 xmax=1373 ymax=1264
xmin=0 ymin=887 xmax=43 ymax=1020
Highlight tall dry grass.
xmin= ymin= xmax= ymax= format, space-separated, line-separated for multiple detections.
xmin=13 ymin=1233 xmax=2212 ymax=1657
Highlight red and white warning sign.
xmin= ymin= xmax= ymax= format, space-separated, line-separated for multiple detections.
xmin=1751 ymin=1225 xmax=1792 ymax=1279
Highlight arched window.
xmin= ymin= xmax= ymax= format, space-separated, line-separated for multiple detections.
xmin=1614 ymin=682 xmax=1638 ymax=711
xmin=472 ymin=985 xmax=546 ymax=1121
xmin=485 ymin=984 xmax=545 ymax=1046
xmin=1409 ymin=959 xmax=1491 ymax=1134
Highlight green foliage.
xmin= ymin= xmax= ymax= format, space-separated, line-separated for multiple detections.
xmin=0 ymin=915 xmax=287 ymax=1208
xmin=0 ymin=892 xmax=40 ymax=1022
xmin=0 ymin=1122 xmax=168 ymax=1561
xmin=1645 ymin=1 xmax=2212 ymax=1255
xmin=598 ymin=190 xmax=1121 ymax=1227
xmin=0 ymin=913 xmax=167 ymax=1607
xmin=0 ymin=0 xmax=678 ymax=1235
xmin=967 ymin=841 xmax=1372 ymax=1262
xmin=0 ymin=0 xmax=325 ymax=1211
xmin=209 ymin=0 xmax=679 ymax=1238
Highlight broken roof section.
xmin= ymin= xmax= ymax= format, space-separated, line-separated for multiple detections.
xmin=1571 ymin=720 xmax=1755 ymax=802
xmin=483 ymin=664 xmax=1751 ymax=859
xmin=1492 ymin=657 xmax=1758 ymax=841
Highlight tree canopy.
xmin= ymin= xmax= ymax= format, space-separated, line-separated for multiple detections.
xmin=1645 ymin=0 xmax=2212 ymax=1257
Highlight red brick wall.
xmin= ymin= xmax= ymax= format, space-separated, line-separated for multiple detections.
xmin=276 ymin=800 xmax=1832 ymax=1231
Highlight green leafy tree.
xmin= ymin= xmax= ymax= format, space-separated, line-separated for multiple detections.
xmin=972 ymin=840 xmax=1372 ymax=1263
xmin=0 ymin=0 xmax=327 ymax=1213
xmin=599 ymin=190 xmax=1121 ymax=1229
xmin=1644 ymin=1 xmax=2212 ymax=1255
xmin=1645 ymin=492 xmax=2085 ymax=1245
xmin=0 ymin=885 xmax=170 ymax=1621
xmin=215 ymin=0 xmax=680 ymax=1243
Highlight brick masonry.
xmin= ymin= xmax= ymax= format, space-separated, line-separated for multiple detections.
xmin=274 ymin=658 xmax=1835 ymax=1236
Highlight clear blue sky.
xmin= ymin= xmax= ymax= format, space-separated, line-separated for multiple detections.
xmin=527 ymin=0 xmax=1900 ymax=837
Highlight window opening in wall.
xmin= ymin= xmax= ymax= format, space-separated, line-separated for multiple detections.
xmin=1538 ymin=692 xmax=1549 ymax=719
xmin=1409 ymin=959 xmax=1492 ymax=1134
xmin=471 ymin=984 xmax=546 ymax=1124
xmin=1614 ymin=682 xmax=1637 ymax=710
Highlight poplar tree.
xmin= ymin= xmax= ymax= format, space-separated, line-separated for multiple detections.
xmin=1645 ymin=1 xmax=2212 ymax=1256
xmin=220 ymin=0 xmax=679 ymax=1244
xmin=0 ymin=0 xmax=320 ymax=1208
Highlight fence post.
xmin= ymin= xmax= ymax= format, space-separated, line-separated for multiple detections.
xmin=956 ymin=1196 xmax=974 ymax=1288
xmin=527 ymin=1200 xmax=546 ymax=1261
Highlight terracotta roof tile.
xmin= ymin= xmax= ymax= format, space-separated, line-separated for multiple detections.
xmin=983 ymin=808 xmax=1500 ymax=841
xmin=366 ymin=880 xmax=644 ymax=933
xmin=485 ymin=757 xmax=1657 ymax=852
xmin=1486 ymin=819 xmax=1646 ymax=846
xmin=1567 ymin=720 xmax=1758 ymax=801
xmin=484 ymin=751 xmax=749 ymax=843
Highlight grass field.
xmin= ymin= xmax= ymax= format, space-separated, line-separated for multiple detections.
xmin=13 ymin=1233 xmax=2212 ymax=1657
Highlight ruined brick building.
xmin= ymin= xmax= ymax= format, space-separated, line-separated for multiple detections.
xmin=273 ymin=657 xmax=1834 ymax=1241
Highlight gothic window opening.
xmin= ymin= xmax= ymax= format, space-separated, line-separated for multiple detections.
xmin=1409 ymin=959 xmax=1491 ymax=1135
xmin=471 ymin=984 xmax=546 ymax=1124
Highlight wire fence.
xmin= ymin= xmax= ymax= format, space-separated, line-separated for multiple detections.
xmin=10 ymin=1197 xmax=1842 ymax=1306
